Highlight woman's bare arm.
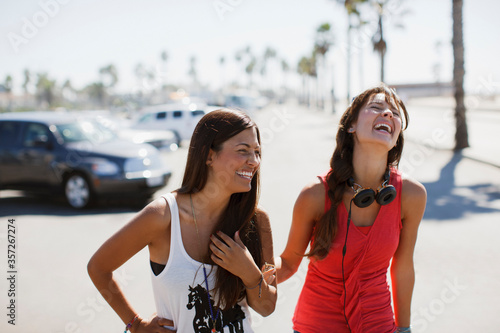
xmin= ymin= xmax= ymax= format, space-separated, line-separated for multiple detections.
xmin=87 ymin=198 xmax=174 ymax=332
xmin=391 ymin=177 xmax=427 ymax=327
xmin=276 ymin=179 xmax=324 ymax=283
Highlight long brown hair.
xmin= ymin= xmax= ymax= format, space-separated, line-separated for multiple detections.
xmin=177 ymin=109 xmax=262 ymax=309
xmin=307 ymin=84 xmax=409 ymax=259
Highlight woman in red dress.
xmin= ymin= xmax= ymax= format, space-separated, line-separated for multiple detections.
xmin=277 ymin=84 xmax=426 ymax=333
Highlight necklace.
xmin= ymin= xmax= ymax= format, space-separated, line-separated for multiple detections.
xmin=190 ymin=194 xmax=220 ymax=333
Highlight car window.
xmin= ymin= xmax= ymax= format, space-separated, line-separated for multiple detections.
xmin=23 ymin=123 xmax=49 ymax=148
xmin=56 ymin=121 xmax=114 ymax=144
xmin=138 ymin=113 xmax=154 ymax=123
xmin=0 ymin=121 xmax=21 ymax=147
xmin=156 ymin=112 xmax=167 ymax=119
xmin=191 ymin=110 xmax=205 ymax=117
xmin=172 ymin=111 xmax=183 ymax=118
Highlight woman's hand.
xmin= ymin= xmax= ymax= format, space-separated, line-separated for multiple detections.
xmin=209 ymin=230 xmax=259 ymax=280
xmin=131 ymin=315 xmax=176 ymax=333
xmin=262 ymin=263 xmax=277 ymax=285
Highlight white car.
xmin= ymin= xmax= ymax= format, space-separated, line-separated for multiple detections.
xmin=224 ymin=92 xmax=268 ymax=117
xmin=132 ymin=102 xmax=207 ymax=143
xmin=92 ymin=114 xmax=179 ymax=152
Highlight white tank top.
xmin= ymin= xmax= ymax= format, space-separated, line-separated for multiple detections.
xmin=151 ymin=193 xmax=254 ymax=333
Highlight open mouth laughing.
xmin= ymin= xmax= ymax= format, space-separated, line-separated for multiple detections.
xmin=373 ymin=122 xmax=393 ymax=134
xmin=236 ymin=170 xmax=253 ymax=180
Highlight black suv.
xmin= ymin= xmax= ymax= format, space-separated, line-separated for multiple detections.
xmin=0 ymin=112 xmax=172 ymax=208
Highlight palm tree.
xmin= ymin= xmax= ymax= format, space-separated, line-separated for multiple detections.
xmin=371 ymin=1 xmax=387 ymax=82
xmin=84 ymin=82 xmax=106 ymax=106
xmin=134 ymin=63 xmax=146 ymax=86
xmin=4 ymin=75 xmax=13 ymax=93
xmin=452 ymin=0 xmax=469 ymax=150
xmin=337 ymin=0 xmax=408 ymax=92
xmin=336 ymin=0 xmax=369 ymax=101
xmin=234 ymin=50 xmax=243 ymax=87
xmin=314 ymin=23 xmax=335 ymax=109
xmin=280 ymin=58 xmax=290 ymax=102
xmin=61 ymin=79 xmax=77 ymax=103
xmin=260 ymin=46 xmax=277 ymax=91
xmin=234 ymin=46 xmax=253 ymax=88
xmin=4 ymin=75 xmax=13 ymax=111
xmin=99 ymin=64 xmax=118 ymax=89
xmin=369 ymin=0 xmax=408 ymax=82
xmin=22 ymin=69 xmax=31 ymax=95
xmin=161 ymin=50 xmax=169 ymax=67
xmin=260 ymin=47 xmax=277 ymax=76
xmin=245 ymin=56 xmax=257 ymax=90
xmin=314 ymin=23 xmax=334 ymax=61
xmin=98 ymin=64 xmax=118 ymax=106
xmin=188 ymin=55 xmax=198 ymax=90
xmin=297 ymin=56 xmax=309 ymax=104
xmin=35 ymin=73 xmax=56 ymax=108
xmin=134 ymin=63 xmax=157 ymax=96
xmin=160 ymin=50 xmax=169 ymax=97
xmin=297 ymin=55 xmax=317 ymax=107
xmin=219 ymin=56 xmax=226 ymax=93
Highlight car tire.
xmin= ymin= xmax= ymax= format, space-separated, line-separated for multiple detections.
xmin=64 ymin=173 xmax=93 ymax=209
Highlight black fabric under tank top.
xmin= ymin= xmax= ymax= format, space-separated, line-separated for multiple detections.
xmin=150 ymin=261 xmax=165 ymax=276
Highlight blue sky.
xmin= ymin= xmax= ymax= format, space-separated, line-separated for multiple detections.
xmin=2 ymin=0 xmax=499 ymax=98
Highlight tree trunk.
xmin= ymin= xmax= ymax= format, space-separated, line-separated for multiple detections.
xmin=302 ymin=75 xmax=306 ymax=104
xmin=379 ymin=15 xmax=385 ymax=83
xmin=452 ymin=0 xmax=469 ymax=150
xmin=347 ymin=15 xmax=352 ymax=104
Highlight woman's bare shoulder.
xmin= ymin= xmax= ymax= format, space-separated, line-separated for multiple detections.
xmin=303 ymin=176 xmax=325 ymax=194
xmin=136 ymin=195 xmax=172 ymax=232
xmin=295 ymin=177 xmax=326 ymax=213
xmin=401 ymin=174 xmax=427 ymax=200
xmin=401 ymin=174 xmax=427 ymax=221
xmin=254 ymin=206 xmax=271 ymax=231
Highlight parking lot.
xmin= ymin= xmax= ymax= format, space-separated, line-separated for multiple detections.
xmin=1 ymin=102 xmax=500 ymax=332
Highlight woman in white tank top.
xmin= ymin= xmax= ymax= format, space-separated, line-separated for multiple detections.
xmin=88 ymin=109 xmax=277 ymax=333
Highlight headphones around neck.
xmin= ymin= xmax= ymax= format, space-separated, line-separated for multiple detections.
xmin=341 ymin=169 xmax=397 ymax=332
xmin=347 ymin=170 xmax=397 ymax=208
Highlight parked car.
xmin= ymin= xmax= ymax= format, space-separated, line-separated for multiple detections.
xmin=87 ymin=112 xmax=180 ymax=151
xmin=225 ymin=93 xmax=258 ymax=112
xmin=0 ymin=111 xmax=172 ymax=208
xmin=132 ymin=102 xmax=207 ymax=143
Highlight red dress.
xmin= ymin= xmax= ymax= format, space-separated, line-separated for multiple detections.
xmin=292 ymin=169 xmax=402 ymax=333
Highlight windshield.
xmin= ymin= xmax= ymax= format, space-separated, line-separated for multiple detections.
xmin=56 ymin=120 xmax=116 ymax=144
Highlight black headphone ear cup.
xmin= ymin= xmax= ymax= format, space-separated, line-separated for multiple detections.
xmin=376 ymin=185 xmax=397 ymax=205
xmin=353 ymin=189 xmax=376 ymax=208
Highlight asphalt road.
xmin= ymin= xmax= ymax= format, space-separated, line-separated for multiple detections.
xmin=1 ymin=101 xmax=500 ymax=333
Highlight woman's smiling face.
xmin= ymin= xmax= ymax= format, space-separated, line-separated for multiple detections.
xmin=207 ymin=127 xmax=261 ymax=194
xmin=350 ymin=92 xmax=403 ymax=151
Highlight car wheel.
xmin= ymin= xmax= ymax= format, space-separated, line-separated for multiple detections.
xmin=65 ymin=173 xmax=92 ymax=209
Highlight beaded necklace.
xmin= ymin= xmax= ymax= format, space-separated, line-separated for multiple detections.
xmin=190 ymin=194 xmax=221 ymax=333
